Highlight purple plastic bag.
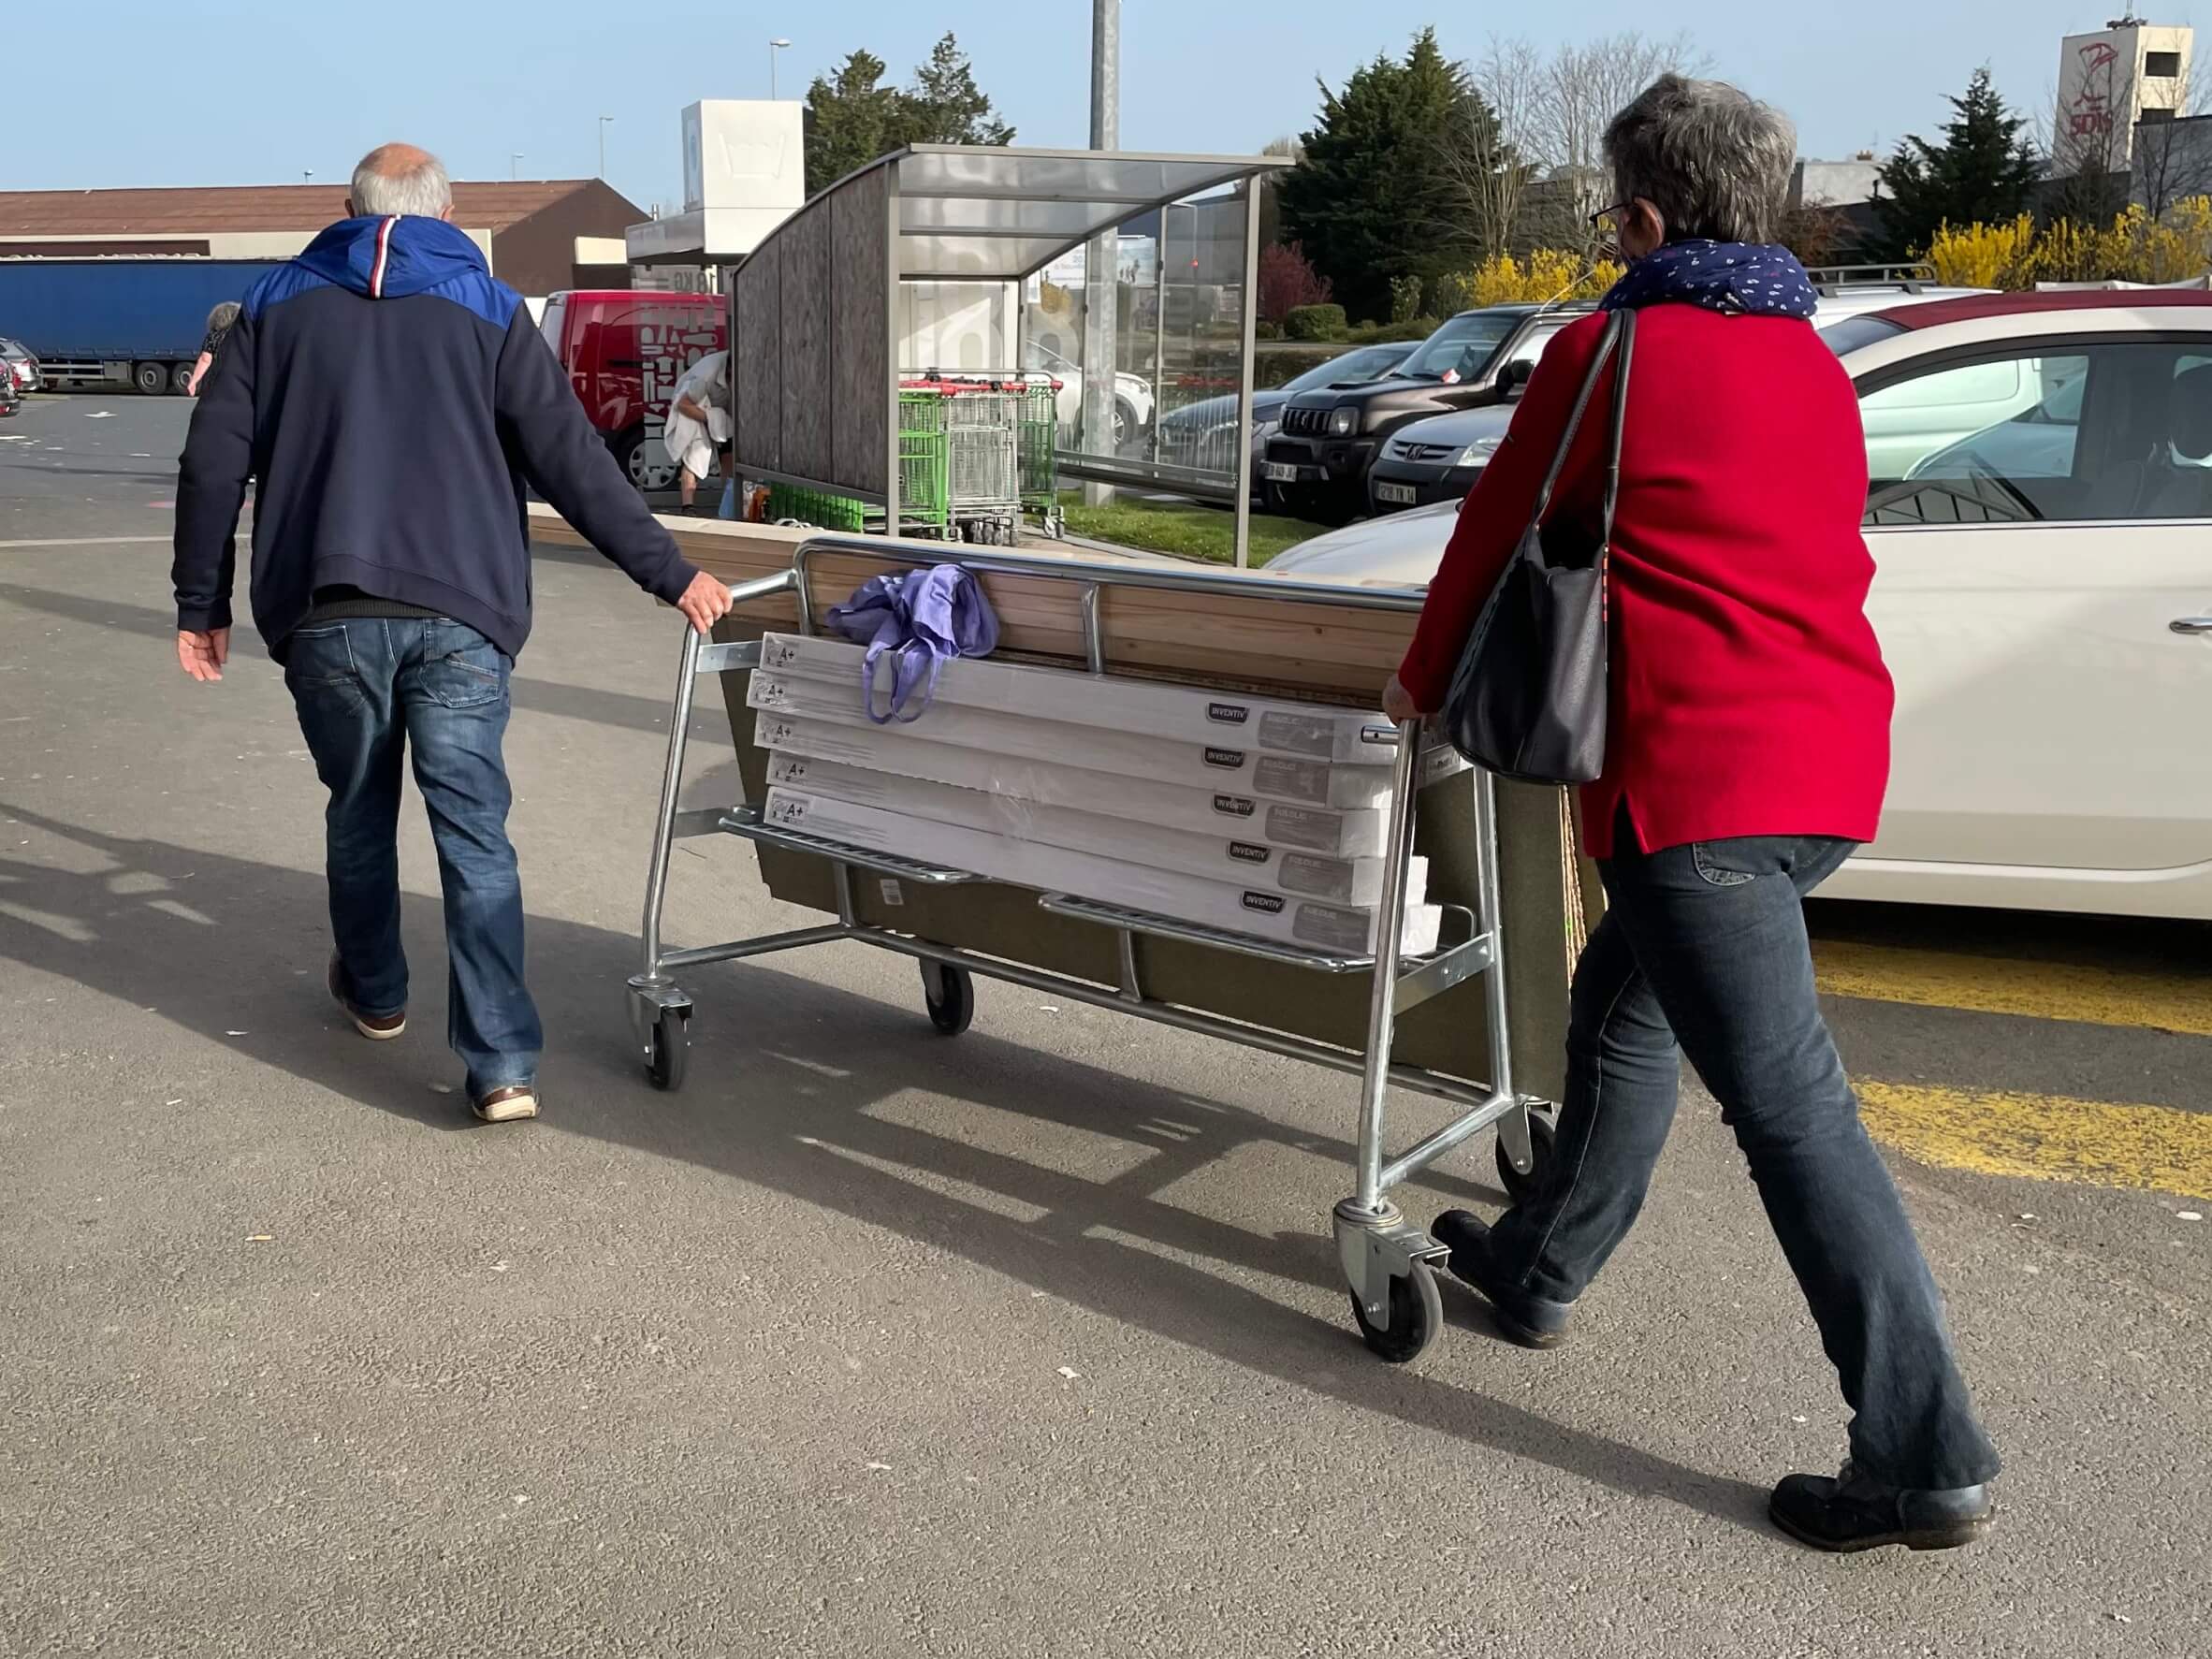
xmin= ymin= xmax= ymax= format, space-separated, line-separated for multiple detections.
xmin=822 ymin=564 xmax=1000 ymax=724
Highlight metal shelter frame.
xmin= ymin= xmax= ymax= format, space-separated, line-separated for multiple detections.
xmin=732 ymin=144 xmax=1291 ymax=566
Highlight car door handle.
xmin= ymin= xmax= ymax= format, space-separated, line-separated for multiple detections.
xmin=2171 ymin=617 xmax=2212 ymax=634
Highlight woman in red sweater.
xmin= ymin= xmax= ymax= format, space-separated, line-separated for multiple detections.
xmin=1385 ymin=76 xmax=2000 ymax=1553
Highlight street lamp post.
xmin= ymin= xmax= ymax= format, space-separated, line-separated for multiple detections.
xmin=598 ymin=115 xmax=614 ymax=179
xmin=302 ymin=169 xmax=313 ymax=186
xmin=770 ymin=38 xmax=792 ymax=100
xmin=510 ymin=152 xmax=524 ymax=180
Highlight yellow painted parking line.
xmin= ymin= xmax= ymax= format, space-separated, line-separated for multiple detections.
xmin=1814 ymin=939 xmax=2212 ymax=1038
xmin=1858 ymin=1080 xmax=2212 ymax=1201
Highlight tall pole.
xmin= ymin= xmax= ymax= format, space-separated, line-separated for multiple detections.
xmin=598 ymin=115 xmax=614 ymax=179
xmin=1231 ymin=181 xmax=1261 ymax=570
xmin=1081 ymin=0 xmax=1120 ymax=505
xmin=510 ymin=152 xmax=524 ymax=180
xmin=770 ymin=38 xmax=792 ymax=100
xmin=1150 ymin=204 xmax=1168 ymax=466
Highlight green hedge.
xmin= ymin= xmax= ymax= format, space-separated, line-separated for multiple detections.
xmin=1283 ymin=303 xmax=1347 ymax=342
xmin=1346 ymin=315 xmax=1440 ymax=345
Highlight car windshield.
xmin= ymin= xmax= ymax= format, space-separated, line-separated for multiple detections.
xmin=1396 ymin=313 xmax=1522 ymax=383
xmin=1821 ymin=315 xmax=1909 ymax=357
xmin=1284 ymin=344 xmax=1409 ymax=392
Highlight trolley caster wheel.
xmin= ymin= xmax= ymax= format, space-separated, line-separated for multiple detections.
xmin=1350 ymin=1260 xmax=1445 ymax=1365
xmin=646 ymin=1008 xmax=691 ymax=1091
xmin=1495 ymin=1111 xmax=1558 ymax=1205
xmin=922 ymin=962 xmax=974 ymax=1036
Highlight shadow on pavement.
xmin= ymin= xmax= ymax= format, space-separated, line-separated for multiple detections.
xmin=0 ymin=798 xmax=1769 ymax=1533
xmin=0 ymin=578 xmax=720 ymax=741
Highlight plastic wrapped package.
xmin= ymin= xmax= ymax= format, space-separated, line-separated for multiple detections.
xmin=762 ymin=786 xmax=1441 ymax=957
xmin=748 ymin=672 xmax=1406 ymax=810
xmin=754 ymin=714 xmax=1397 ymax=856
xmin=765 ymin=752 xmax=1404 ymax=904
xmin=760 ymin=632 xmax=1399 ymax=764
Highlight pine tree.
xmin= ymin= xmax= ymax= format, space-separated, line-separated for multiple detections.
xmin=1876 ymin=68 xmax=2043 ymax=258
xmin=1274 ymin=29 xmax=1476 ymax=324
xmin=900 ymin=34 xmax=1014 ymax=147
xmin=804 ymin=51 xmax=901 ymax=196
xmin=803 ymin=36 xmax=1013 ymax=197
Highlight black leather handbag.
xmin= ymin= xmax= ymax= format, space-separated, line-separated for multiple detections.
xmin=1441 ymin=309 xmax=1634 ymax=786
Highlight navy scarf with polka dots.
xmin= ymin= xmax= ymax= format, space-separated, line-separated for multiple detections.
xmin=1599 ymin=240 xmax=1819 ymax=319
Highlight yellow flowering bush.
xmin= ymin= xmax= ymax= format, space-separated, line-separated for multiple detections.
xmin=1925 ymin=214 xmax=2037 ymax=288
xmin=1437 ymin=251 xmax=1624 ymax=312
xmin=1927 ymin=199 xmax=2212 ymax=290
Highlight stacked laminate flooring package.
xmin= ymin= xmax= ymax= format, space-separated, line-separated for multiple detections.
xmin=747 ymin=633 xmax=1462 ymax=956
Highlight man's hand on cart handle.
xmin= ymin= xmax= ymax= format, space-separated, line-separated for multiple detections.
xmin=675 ymin=571 xmax=735 ymax=636
xmin=1381 ymin=674 xmax=1421 ymax=726
xmin=178 ymin=628 xmax=230 ymax=683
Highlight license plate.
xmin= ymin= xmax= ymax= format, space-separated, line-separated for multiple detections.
xmin=1375 ymin=481 xmax=1417 ymax=505
xmin=1262 ymin=461 xmax=1301 ymax=483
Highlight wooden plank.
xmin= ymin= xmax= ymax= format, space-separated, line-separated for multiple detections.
xmin=779 ymin=205 xmax=833 ymax=482
xmin=528 ymin=508 xmax=1419 ymax=700
xmin=829 ymin=171 xmax=890 ymax=496
xmin=733 ymin=252 xmax=780 ymax=474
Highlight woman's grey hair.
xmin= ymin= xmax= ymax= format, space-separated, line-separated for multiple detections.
xmin=1603 ymin=75 xmax=1797 ymax=245
xmin=204 ymin=301 xmax=241 ymax=334
xmin=349 ymin=143 xmax=453 ymax=218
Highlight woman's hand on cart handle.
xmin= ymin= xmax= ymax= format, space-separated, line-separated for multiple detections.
xmin=676 ymin=571 xmax=735 ymax=636
xmin=1381 ymin=675 xmax=1423 ymax=727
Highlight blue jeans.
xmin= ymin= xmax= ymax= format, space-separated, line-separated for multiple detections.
xmin=285 ymin=617 xmax=543 ymax=1099
xmin=1489 ymin=828 xmax=2001 ymax=1491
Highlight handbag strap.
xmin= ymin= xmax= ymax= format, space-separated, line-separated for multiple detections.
xmin=1597 ymin=310 xmax=1636 ymax=546
xmin=1528 ymin=310 xmax=1631 ymax=527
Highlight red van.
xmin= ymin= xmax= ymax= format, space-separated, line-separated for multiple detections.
xmin=538 ymin=289 xmax=726 ymax=490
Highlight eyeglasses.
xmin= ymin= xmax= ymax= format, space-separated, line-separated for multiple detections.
xmin=1588 ymin=202 xmax=1631 ymax=233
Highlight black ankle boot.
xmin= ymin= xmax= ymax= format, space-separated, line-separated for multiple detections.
xmin=1769 ymin=1461 xmax=1993 ymax=1552
xmin=1431 ymin=1210 xmax=1574 ymax=1349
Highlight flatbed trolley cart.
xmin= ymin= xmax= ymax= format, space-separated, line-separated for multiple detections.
xmin=626 ymin=537 xmax=1556 ymax=1365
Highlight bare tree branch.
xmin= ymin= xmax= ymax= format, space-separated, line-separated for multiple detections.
xmin=1439 ymin=31 xmax=1709 ymax=261
xmin=1435 ymin=36 xmax=1544 ymax=258
xmin=2134 ymin=62 xmax=2212 ymax=218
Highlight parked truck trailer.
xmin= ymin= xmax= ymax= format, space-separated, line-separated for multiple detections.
xmin=0 ymin=257 xmax=284 ymax=393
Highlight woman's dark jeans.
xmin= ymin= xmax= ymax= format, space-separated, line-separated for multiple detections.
xmin=1487 ymin=829 xmax=2001 ymax=1491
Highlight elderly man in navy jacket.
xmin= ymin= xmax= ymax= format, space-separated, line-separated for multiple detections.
xmin=173 ymin=142 xmax=732 ymax=1125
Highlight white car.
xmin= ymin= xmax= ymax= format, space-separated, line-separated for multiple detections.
xmin=1267 ymin=291 xmax=2212 ymax=920
xmin=1026 ymin=342 xmax=1156 ymax=452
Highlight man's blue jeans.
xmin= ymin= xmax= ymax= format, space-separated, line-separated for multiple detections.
xmin=1488 ymin=829 xmax=2001 ymax=1492
xmin=284 ymin=617 xmax=543 ymax=1100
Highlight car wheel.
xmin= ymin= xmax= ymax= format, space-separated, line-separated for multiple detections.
xmin=612 ymin=426 xmax=679 ymax=493
xmin=1112 ymin=398 xmax=1138 ymax=454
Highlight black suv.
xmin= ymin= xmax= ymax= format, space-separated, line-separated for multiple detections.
xmin=1261 ymin=303 xmax=1594 ymax=521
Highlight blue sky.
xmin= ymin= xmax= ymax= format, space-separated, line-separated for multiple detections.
xmin=5 ymin=2 xmax=2186 ymax=210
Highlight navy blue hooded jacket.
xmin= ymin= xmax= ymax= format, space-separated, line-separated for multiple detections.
xmin=173 ymin=214 xmax=698 ymax=661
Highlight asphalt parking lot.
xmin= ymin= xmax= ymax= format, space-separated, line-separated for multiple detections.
xmin=2 ymin=395 xmax=2206 ymax=1657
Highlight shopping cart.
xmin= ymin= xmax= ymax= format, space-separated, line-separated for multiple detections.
xmin=623 ymin=538 xmax=1554 ymax=1368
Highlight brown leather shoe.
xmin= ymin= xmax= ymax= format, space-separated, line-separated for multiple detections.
xmin=327 ymin=956 xmax=405 ymax=1041
xmin=472 ymin=1085 xmax=539 ymax=1124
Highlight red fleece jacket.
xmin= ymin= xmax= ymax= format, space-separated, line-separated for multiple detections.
xmin=1397 ymin=305 xmax=1894 ymax=860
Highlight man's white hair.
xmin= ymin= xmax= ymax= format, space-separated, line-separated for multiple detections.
xmin=349 ymin=144 xmax=453 ymax=218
